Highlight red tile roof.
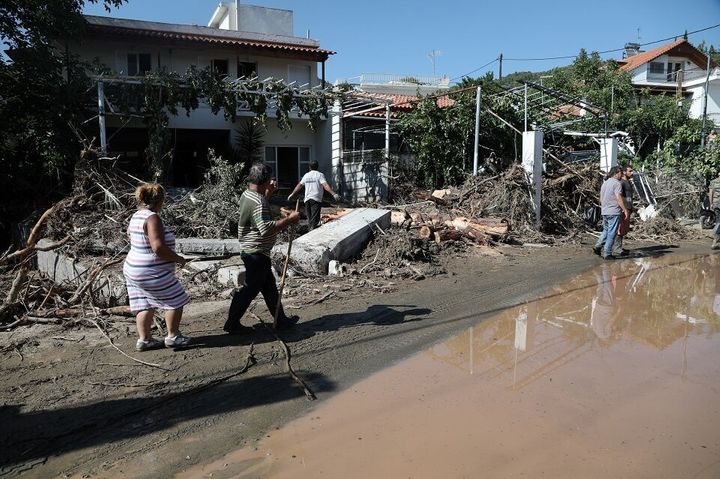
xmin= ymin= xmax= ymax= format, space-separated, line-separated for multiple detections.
xmin=618 ymin=38 xmax=708 ymax=72
xmin=84 ymin=19 xmax=335 ymax=61
xmin=347 ymin=91 xmax=454 ymax=117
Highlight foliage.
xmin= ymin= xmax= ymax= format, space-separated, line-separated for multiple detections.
xmin=396 ymin=43 xmax=717 ymax=190
xmin=396 ymin=73 xmax=526 ymax=188
xmin=0 ymin=0 xmax=127 ymax=245
xmin=234 ymin=119 xmax=266 ymax=172
xmin=101 ymin=68 xmax=337 ymax=178
xmin=162 ymin=150 xmax=245 ymax=238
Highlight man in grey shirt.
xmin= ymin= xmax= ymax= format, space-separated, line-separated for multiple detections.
xmin=593 ymin=166 xmax=630 ymax=260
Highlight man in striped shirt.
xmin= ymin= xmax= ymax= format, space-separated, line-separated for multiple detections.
xmin=224 ymin=163 xmax=301 ymax=334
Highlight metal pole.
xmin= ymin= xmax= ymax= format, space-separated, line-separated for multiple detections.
xmin=385 ymin=103 xmax=390 ymax=157
xmin=498 ymin=53 xmax=503 ymax=79
xmin=524 ymin=83 xmax=528 ymax=132
xmin=473 ymin=86 xmax=482 ymax=176
xmin=97 ymin=80 xmax=107 ymax=155
xmin=701 ymin=53 xmax=711 ymax=148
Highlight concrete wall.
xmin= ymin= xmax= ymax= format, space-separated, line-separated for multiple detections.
xmin=75 ymin=38 xmax=330 ymax=170
xmin=238 ymin=5 xmax=293 ymax=36
xmin=340 ymin=154 xmax=389 ymax=203
xmin=687 ymin=78 xmax=720 ymax=129
xmin=35 ymin=240 xmax=127 ymax=304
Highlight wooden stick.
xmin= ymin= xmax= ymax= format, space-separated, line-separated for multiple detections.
xmin=248 ymin=311 xmax=316 ymax=401
xmin=83 ymin=316 xmax=170 ymax=371
xmin=273 ymin=199 xmax=299 ymax=329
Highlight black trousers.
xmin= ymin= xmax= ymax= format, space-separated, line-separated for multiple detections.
xmin=305 ymin=199 xmax=322 ymax=230
xmin=226 ymin=253 xmax=287 ymax=327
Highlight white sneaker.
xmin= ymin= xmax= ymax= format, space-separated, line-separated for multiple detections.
xmin=164 ymin=333 xmax=192 ymax=348
xmin=136 ymin=338 xmax=162 ymax=351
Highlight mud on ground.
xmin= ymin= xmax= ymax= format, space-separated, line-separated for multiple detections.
xmin=0 ymin=235 xmax=714 ymax=478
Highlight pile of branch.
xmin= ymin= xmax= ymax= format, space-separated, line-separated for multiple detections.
xmin=391 ymin=210 xmax=508 ymax=246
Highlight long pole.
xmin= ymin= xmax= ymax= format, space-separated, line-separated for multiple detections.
xmin=473 ymin=86 xmax=482 ymax=176
xmin=274 ymin=199 xmax=300 ymax=329
xmin=701 ymin=53 xmax=711 ymax=148
xmin=498 ymin=53 xmax=503 ymax=79
xmin=524 ymin=83 xmax=528 ymax=132
xmin=98 ymin=80 xmax=107 ymax=155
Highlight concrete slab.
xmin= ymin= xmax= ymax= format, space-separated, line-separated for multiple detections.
xmin=217 ymin=264 xmax=246 ymax=287
xmin=272 ymin=208 xmax=391 ymax=274
xmin=175 ymin=238 xmax=242 ymax=255
xmin=36 ymin=239 xmax=127 ymax=302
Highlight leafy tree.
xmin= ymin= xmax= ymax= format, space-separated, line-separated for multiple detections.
xmin=396 ymin=73 xmax=526 ymax=188
xmin=0 ymin=0 xmax=126 ymax=245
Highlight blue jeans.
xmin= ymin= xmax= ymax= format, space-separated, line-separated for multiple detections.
xmin=595 ymin=214 xmax=621 ymax=258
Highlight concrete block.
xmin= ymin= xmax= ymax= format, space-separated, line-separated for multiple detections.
xmin=273 ymin=208 xmax=391 ymax=275
xmin=175 ymin=238 xmax=242 ymax=255
xmin=187 ymin=259 xmax=224 ymax=272
xmin=36 ymin=239 xmax=127 ymax=302
xmin=217 ymin=264 xmax=246 ymax=287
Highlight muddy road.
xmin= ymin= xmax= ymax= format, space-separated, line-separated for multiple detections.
xmin=0 ymin=240 xmax=709 ymax=478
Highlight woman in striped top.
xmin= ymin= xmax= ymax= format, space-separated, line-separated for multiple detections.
xmin=123 ymin=183 xmax=191 ymax=351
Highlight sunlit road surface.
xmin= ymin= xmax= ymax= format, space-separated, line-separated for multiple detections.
xmin=181 ymin=254 xmax=720 ymax=479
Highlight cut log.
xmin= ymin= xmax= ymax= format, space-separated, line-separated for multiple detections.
xmin=418 ymin=225 xmax=434 ymax=239
xmin=321 ymin=207 xmax=353 ymax=223
xmin=434 ymin=229 xmax=463 ymax=244
xmin=446 ymin=217 xmax=508 ymax=237
xmin=414 ymin=190 xmax=449 ymax=206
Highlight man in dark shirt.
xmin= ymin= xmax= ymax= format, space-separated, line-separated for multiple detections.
xmin=612 ymin=165 xmax=634 ymax=256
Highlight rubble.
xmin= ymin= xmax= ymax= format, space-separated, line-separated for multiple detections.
xmin=0 ymin=146 xmax=709 ymax=330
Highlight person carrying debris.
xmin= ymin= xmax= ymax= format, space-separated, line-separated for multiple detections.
xmin=224 ymin=162 xmax=301 ymax=334
xmin=611 ymin=164 xmax=635 ymax=256
xmin=287 ymin=159 xmax=340 ymax=230
xmin=123 ymin=183 xmax=191 ymax=351
xmin=593 ymin=166 xmax=629 ymax=260
xmin=709 ymin=172 xmax=720 ymax=249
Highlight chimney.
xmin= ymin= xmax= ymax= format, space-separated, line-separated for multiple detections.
xmin=623 ymin=42 xmax=641 ymax=58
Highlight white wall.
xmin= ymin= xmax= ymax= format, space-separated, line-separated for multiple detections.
xmin=74 ymin=39 xmax=323 ymax=134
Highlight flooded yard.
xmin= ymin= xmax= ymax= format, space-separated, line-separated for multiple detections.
xmin=182 ymin=254 xmax=720 ymax=479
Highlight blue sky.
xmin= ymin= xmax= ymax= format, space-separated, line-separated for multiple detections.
xmin=84 ymin=0 xmax=720 ymax=84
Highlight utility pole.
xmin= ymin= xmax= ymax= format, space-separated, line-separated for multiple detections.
xmin=473 ymin=86 xmax=482 ymax=176
xmin=428 ymin=49 xmax=442 ymax=78
xmin=498 ymin=53 xmax=503 ymax=79
xmin=701 ymin=52 xmax=711 ymax=148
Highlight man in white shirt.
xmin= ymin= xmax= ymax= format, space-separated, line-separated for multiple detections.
xmin=288 ymin=160 xmax=340 ymax=230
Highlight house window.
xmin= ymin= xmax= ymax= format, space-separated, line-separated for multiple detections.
xmin=211 ymin=59 xmax=229 ymax=76
xmin=238 ymin=61 xmax=257 ymax=79
xmin=666 ymin=62 xmax=682 ymax=81
xmin=648 ymin=62 xmax=664 ymax=75
xmin=264 ymin=146 xmax=312 ymax=188
xmin=127 ymin=53 xmax=151 ymax=76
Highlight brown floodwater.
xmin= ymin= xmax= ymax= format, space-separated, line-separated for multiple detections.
xmin=179 ymin=254 xmax=720 ymax=479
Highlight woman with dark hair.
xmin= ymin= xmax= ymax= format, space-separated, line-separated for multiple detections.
xmin=123 ymin=183 xmax=190 ymax=351
xmin=224 ymin=163 xmax=301 ymax=334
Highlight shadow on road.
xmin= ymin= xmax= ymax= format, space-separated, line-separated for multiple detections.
xmin=0 ymin=371 xmax=334 ymax=472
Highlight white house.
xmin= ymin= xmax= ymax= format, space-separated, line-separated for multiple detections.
xmin=68 ymin=2 xmax=335 ymax=189
xmin=618 ymin=39 xmax=719 ymax=130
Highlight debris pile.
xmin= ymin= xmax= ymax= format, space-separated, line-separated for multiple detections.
xmin=0 ymin=145 xmax=710 ymax=330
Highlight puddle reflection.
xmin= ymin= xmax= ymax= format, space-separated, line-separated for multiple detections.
xmin=179 ymin=255 xmax=720 ymax=479
xmin=428 ymin=254 xmax=720 ymax=391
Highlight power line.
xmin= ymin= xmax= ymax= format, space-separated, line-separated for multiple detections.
xmin=451 ymin=58 xmax=498 ymax=82
xmin=503 ymin=23 xmax=720 ymax=62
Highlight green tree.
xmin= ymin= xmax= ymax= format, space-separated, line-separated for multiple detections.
xmin=0 ymin=0 xmax=126 ymax=245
